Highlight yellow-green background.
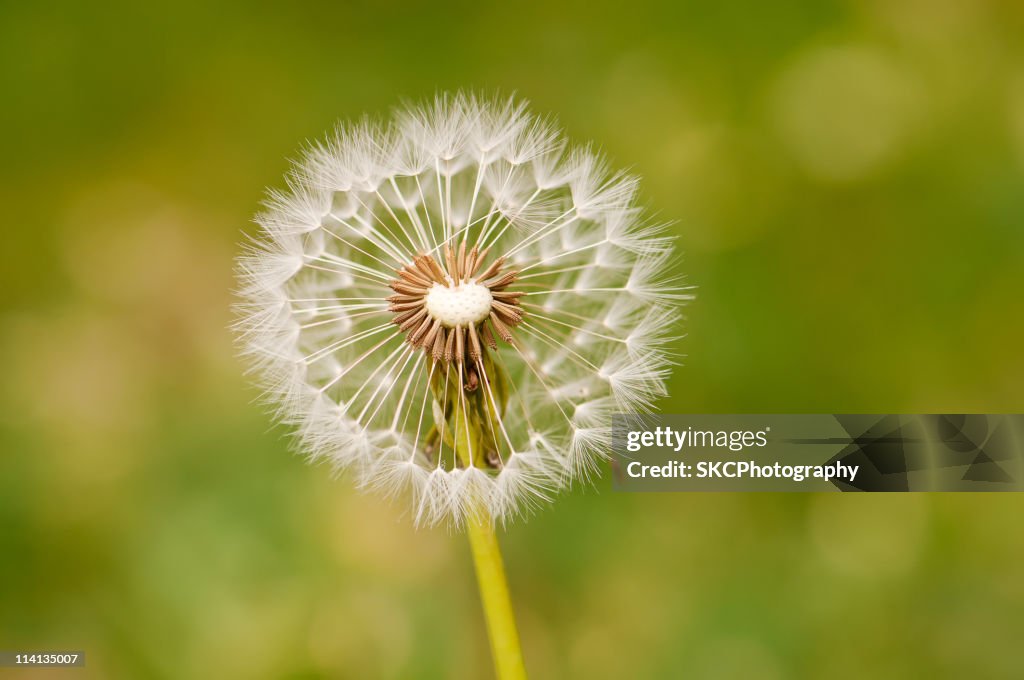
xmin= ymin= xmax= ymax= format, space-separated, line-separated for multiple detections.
xmin=2 ymin=1 xmax=1023 ymax=678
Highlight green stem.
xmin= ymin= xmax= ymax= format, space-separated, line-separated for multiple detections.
xmin=466 ymin=515 xmax=528 ymax=680
xmin=452 ymin=376 xmax=528 ymax=680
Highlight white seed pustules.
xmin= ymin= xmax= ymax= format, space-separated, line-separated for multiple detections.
xmin=425 ymin=283 xmax=493 ymax=328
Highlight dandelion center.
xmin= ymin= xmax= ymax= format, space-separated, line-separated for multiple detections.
xmin=425 ymin=282 xmax=493 ymax=328
xmin=387 ymin=238 xmax=524 ymax=377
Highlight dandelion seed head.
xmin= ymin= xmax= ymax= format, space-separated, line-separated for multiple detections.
xmin=235 ymin=92 xmax=689 ymax=526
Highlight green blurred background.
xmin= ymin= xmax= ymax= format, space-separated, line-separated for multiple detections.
xmin=2 ymin=1 xmax=1023 ymax=678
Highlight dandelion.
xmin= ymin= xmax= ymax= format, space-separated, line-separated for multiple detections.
xmin=235 ymin=92 xmax=686 ymax=678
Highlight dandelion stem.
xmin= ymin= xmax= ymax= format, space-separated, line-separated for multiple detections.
xmin=466 ymin=515 xmax=528 ymax=680
xmin=452 ymin=380 xmax=528 ymax=680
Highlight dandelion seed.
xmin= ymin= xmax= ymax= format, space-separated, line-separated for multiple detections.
xmin=235 ymin=92 xmax=688 ymax=526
